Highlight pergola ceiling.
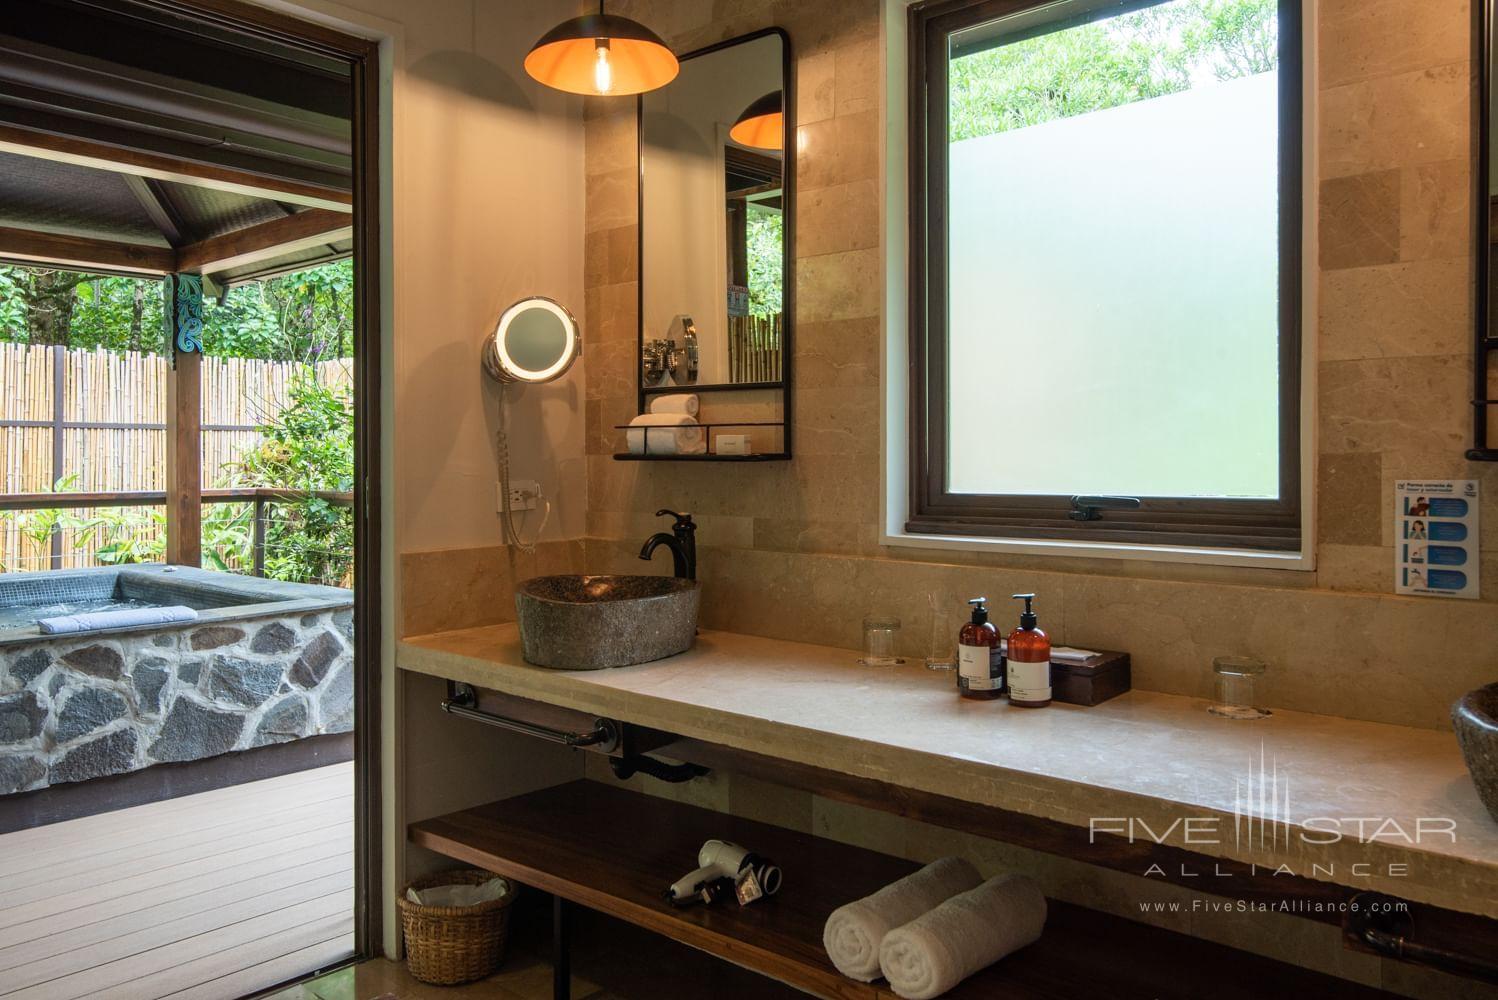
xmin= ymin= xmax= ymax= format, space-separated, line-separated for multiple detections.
xmin=0 ymin=150 xmax=309 ymax=247
xmin=0 ymin=0 xmax=355 ymax=287
xmin=0 ymin=152 xmax=167 ymax=245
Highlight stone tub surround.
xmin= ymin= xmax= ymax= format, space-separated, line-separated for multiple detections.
xmin=0 ymin=608 xmax=354 ymax=795
xmin=0 ymin=565 xmax=354 ymax=649
xmin=399 ymin=625 xmax=1498 ymax=921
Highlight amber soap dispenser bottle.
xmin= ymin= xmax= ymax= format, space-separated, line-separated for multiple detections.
xmin=1007 ymin=593 xmax=1051 ymax=707
xmin=957 ymin=597 xmax=1004 ymax=700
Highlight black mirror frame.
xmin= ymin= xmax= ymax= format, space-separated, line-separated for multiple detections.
xmin=633 ymin=26 xmax=794 ymax=454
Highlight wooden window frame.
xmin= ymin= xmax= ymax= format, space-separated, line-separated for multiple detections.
xmin=907 ymin=0 xmax=1304 ymax=552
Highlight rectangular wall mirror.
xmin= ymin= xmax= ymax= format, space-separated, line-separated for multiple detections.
xmin=633 ymin=28 xmax=793 ymax=460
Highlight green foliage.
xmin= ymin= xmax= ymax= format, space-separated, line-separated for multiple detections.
xmin=0 ymin=479 xmax=250 ymax=573
xmin=8 ymin=477 xmax=93 ymax=559
xmin=0 ymin=268 xmax=28 ymax=340
xmin=1182 ymin=0 xmax=1278 ymax=80
xmin=0 ymin=258 xmax=354 ymax=583
xmin=69 ymin=277 xmax=164 ymax=354
xmin=90 ymin=507 xmax=165 ymax=566
xmin=746 ymin=206 xmax=784 ymax=317
xmin=203 ymin=259 xmax=353 ymax=362
xmin=949 ymin=0 xmax=1278 ymax=142
xmin=0 ymin=258 xmax=353 ymax=362
xmin=228 ymin=371 xmax=354 ymax=587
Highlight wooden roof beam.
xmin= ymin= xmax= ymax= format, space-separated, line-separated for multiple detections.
xmin=122 ymin=174 xmax=188 ymax=247
xmin=0 ymin=123 xmax=352 ymax=213
xmin=173 ymin=208 xmax=352 ymax=275
xmin=0 ymin=225 xmax=174 ymax=274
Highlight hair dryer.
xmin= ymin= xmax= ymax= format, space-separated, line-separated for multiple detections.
xmin=667 ymin=839 xmax=782 ymax=905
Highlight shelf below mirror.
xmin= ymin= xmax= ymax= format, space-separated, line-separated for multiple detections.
xmin=612 ymin=421 xmax=786 ymax=462
xmin=611 ymin=452 xmax=790 ymax=464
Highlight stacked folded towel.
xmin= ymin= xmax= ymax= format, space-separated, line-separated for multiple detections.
xmin=823 ymin=857 xmax=981 ymax=982
xmin=648 ymin=394 xmax=699 ymax=417
xmin=628 ymin=394 xmax=705 ymax=455
xmin=878 ymin=874 xmax=1046 ymax=999
xmin=823 ymin=859 xmax=1046 ymax=998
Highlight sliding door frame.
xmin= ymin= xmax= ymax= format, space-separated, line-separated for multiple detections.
xmin=136 ymin=0 xmax=385 ymax=959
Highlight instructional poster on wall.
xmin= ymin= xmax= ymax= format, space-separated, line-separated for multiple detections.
xmin=1394 ymin=480 xmax=1480 ymax=599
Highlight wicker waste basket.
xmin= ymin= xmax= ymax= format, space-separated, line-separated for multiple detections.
xmin=398 ymin=869 xmax=515 ymax=985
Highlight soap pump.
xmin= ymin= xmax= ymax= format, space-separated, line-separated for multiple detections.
xmin=957 ymin=597 xmax=1004 ymax=700
xmin=1006 ymin=593 xmax=1051 ymax=708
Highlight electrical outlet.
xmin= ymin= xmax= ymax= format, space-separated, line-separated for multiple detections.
xmin=498 ymin=480 xmax=540 ymax=512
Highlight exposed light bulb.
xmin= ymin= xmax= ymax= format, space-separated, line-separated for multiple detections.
xmin=593 ymin=43 xmax=613 ymax=94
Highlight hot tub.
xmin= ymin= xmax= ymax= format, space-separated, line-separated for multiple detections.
xmin=0 ymin=565 xmax=353 ymax=795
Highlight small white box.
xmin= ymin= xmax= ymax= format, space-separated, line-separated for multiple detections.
xmin=715 ymin=434 xmax=752 ymax=456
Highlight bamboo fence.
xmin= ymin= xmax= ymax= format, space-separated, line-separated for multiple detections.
xmin=728 ymin=313 xmax=783 ymax=384
xmin=0 ymin=343 xmax=351 ymax=573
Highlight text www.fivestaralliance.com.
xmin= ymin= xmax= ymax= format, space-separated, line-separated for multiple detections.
xmin=1137 ymin=899 xmax=1409 ymax=916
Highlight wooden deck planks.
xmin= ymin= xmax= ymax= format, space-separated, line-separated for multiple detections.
xmin=0 ymin=764 xmax=349 ymax=864
xmin=0 ymin=763 xmax=354 ymax=1000
xmin=0 ymin=852 xmax=352 ymax=972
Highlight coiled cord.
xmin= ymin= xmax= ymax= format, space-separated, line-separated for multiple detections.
xmin=495 ymin=385 xmax=550 ymax=553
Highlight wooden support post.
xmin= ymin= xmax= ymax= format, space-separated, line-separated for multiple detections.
xmin=164 ymin=275 xmax=202 ymax=567
xmin=49 ymin=345 xmax=64 ymax=570
xmin=252 ymin=495 xmax=267 ymax=577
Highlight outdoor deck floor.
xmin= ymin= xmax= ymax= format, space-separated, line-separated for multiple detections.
xmin=0 ymin=761 xmax=354 ymax=1000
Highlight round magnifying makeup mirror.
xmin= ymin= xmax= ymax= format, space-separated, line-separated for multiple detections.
xmin=483 ymin=296 xmax=581 ymax=384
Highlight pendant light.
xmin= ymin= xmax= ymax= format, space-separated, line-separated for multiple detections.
xmin=729 ymin=91 xmax=783 ymax=151
xmin=525 ymin=2 xmax=678 ymax=97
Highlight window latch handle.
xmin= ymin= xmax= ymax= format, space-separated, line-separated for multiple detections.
xmin=1069 ymin=495 xmax=1142 ymax=521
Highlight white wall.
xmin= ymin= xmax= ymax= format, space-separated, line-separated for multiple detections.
xmin=271 ymin=0 xmax=591 ymax=957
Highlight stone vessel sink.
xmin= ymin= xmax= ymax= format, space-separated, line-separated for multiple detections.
xmin=1454 ymin=682 xmax=1498 ymax=824
xmin=515 ymin=575 xmax=700 ymax=670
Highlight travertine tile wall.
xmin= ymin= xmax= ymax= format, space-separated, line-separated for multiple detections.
xmin=400 ymin=540 xmax=585 ymax=637
xmin=582 ymin=0 xmax=1498 ymax=731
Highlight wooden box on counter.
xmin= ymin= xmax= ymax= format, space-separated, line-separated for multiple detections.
xmin=1050 ymin=650 xmax=1131 ymax=706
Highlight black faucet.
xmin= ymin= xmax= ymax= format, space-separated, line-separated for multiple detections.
xmin=639 ymin=509 xmax=696 ymax=581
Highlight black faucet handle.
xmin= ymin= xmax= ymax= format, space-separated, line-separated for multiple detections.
xmin=656 ymin=509 xmax=694 ymax=529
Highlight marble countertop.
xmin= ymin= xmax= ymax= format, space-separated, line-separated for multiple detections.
xmin=399 ymin=625 xmax=1498 ymax=918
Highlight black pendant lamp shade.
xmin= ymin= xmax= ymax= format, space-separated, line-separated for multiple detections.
xmin=730 ymin=91 xmax=783 ymax=150
xmin=524 ymin=9 xmax=679 ymax=96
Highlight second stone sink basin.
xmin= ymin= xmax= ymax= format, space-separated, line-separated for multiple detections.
xmin=1454 ymin=682 xmax=1498 ymax=824
xmin=515 ymin=574 xmax=700 ymax=670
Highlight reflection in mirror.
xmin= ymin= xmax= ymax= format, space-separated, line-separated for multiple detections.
xmin=483 ymin=297 xmax=581 ymax=384
xmin=640 ymin=32 xmax=786 ymax=390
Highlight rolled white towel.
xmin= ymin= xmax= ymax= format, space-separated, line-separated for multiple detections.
xmin=822 ymin=857 xmax=980 ymax=982
xmin=39 ymin=605 xmax=198 ymax=634
xmin=626 ymin=413 xmax=705 ymax=456
xmin=648 ymin=393 xmax=700 ymax=417
xmin=878 ymin=874 xmax=1047 ymax=1000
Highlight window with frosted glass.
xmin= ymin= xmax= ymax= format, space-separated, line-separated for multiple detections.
xmin=909 ymin=0 xmax=1301 ymax=549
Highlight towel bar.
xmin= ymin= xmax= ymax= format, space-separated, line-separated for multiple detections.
xmin=442 ymin=681 xmax=620 ymax=753
xmin=1346 ymin=892 xmax=1498 ymax=983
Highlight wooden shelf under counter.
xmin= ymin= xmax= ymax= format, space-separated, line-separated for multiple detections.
xmin=409 ymin=781 xmax=1397 ymax=1000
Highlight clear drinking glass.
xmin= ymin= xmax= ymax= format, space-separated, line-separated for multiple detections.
xmin=923 ymin=596 xmax=958 ymax=672
xmin=859 ymin=616 xmax=905 ymax=666
xmin=1208 ymin=655 xmax=1270 ymax=719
